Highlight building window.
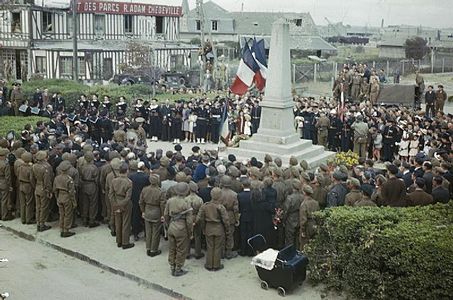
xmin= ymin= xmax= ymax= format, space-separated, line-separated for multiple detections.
xmin=156 ymin=16 xmax=164 ymax=34
xmin=124 ymin=15 xmax=133 ymax=34
xmin=295 ymin=19 xmax=302 ymax=27
xmin=11 ymin=12 xmax=21 ymax=33
xmin=211 ymin=20 xmax=218 ymax=31
xmin=42 ymin=11 xmax=53 ymax=32
xmin=196 ymin=20 xmax=201 ymax=31
xmin=35 ymin=56 xmax=47 ymax=74
xmin=59 ymin=57 xmax=85 ymax=78
xmin=67 ymin=14 xmax=73 ymax=37
xmin=94 ymin=14 xmax=105 ymax=36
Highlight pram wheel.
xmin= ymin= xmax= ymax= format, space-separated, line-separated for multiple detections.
xmin=260 ymin=281 xmax=268 ymax=290
xmin=277 ymin=287 xmax=286 ymax=297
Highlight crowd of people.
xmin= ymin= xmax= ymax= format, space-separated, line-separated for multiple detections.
xmin=0 ymin=64 xmax=452 ymax=276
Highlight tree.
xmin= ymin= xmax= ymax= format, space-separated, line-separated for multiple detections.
xmin=119 ymin=42 xmax=152 ymax=75
xmin=404 ymin=37 xmax=429 ymax=60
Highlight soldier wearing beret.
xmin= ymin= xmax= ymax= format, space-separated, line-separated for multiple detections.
xmin=164 ymin=182 xmax=193 ymax=276
xmin=0 ymin=148 xmax=13 ymax=220
xmin=53 ymin=161 xmax=76 ymax=237
xmin=299 ymin=185 xmax=320 ymax=251
xmin=18 ymin=152 xmax=35 ymax=224
xmin=196 ymin=187 xmax=229 ymax=271
xmin=345 ymin=178 xmax=363 ymax=206
xmin=32 ymin=150 xmax=54 ymax=231
xmin=139 ymin=174 xmax=166 ymax=257
xmin=80 ymin=151 xmax=100 ymax=227
xmin=110 ymin=163 xmax=135 ymax=249
xmin=186 ymin=181 xmax=204 ymax=259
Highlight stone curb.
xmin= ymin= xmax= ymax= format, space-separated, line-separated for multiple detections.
xmin=0 ymin=223 xmax=192 ymax=300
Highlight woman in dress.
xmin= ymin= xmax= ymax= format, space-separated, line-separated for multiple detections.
xmin=408 ymin=134 xmax=419 ymax=159
xmin=182 ymin=102 xmax=191 ymax=142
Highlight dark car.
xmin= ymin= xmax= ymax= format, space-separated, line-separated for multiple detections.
xmin=160 ymin=71 xmax=200 ymax=89
xmin=111 ymin=66 xmax=164 ymax=85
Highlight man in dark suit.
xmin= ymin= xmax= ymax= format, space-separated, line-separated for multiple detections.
xmin=128 ymin=161 xmax=150 ymax=240
xmin=413 ymin=158 xmax=425 ymax=178
xmin=401 ymin=162 xmax=413 ymax=189
xmin=432 ymin=176 xmax=450 ymax=204
xmin=407 ymin=178 xmax=433 ymax=206
xmin=381 ymin=164 xmax=407 ymax=207
xmin=237 ymin=179 xmax=253 ymax=256
xmin=422 ymin=161 xmax=434 ymax=194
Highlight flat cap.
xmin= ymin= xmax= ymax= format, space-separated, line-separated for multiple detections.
xmin=59 ymin=160 xmax=72 ymax=172
xmin=21 ymin=152 xmax=33 ymax=163
xmin=210 ymin=187 xmax=222 ymax=200
xmin=35 ymin=150 xmax=47 ymax=161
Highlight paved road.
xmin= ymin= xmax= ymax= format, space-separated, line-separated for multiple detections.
xmin=0 ymin=230 xmax=174 ymax=300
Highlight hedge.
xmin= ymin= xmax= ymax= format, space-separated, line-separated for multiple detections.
xmin=305 ymin=202 xmax=453 ymax=300
xmin=0 ymin=116 xmax=48 ymax=138
xmin=17 ymin=79 xmax=226 ymax=112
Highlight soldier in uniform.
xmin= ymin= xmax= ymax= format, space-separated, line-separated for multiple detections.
xmin=80 ymin=152 xmax=100 ymax=227
xmin=219 ymin=176 xmax=239 ymax=259
xmin=369 ymin=77 xmax=380 ymax=105
xmin=53 ymin=161 xmax=76 ymax=237
xmin=328 ymin=110 xmax=341 ymax=151
xmin=186 ymin=181 xmax=205 ymax=259
xmin=18 ymin=152 xmax=35 ymax=224
xmin=282 ymin=180 xmax=302 ymax=248
xmin=195 ymin=103 xmax=209 ymax=144
xmin=435 ymin=84 xmax=447 ymax=113
xmin=164 ymin=182 xmax=193 ymax=276
xmin=105 ymin=157 xmax=122 ymax=236
xmin=251 ymin=100 xmax=261 ymax=134
xmin=110 ymin=163 xmax=135 ymax=249
xmin=139 ymin=174 xmax=166 ymax=257
xmin=210 ymin=102 xmax=222 ymax=144
xmin=315 ymin=111 xmax=330 ymax=148
xmin=359 ymin=77 xmax=370 ymax=101
xmin=351 ymin=115 xmax=369 ymax=158
xmin=345 ymin=178 xmax=363 ymax=206
xmin=32 ymin=150 xmax=54 ymax=231
xmin=382 ymin=119 xmax=397 ymax=162
xmin=351 ymin=71 xmax=362 ymax=102
xmin=196 ymin=187 xmax=229 ymax=271
xmin=299 ymin=185 xmax=320 ymax=251
xmin=0 ymin=148 xmax=13 ymax=220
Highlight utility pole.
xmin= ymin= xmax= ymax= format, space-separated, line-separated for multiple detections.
xmin=72 ymin=0 xmax=79 ymax=81
xmin=196 ymin=0 xmax=204 ymax=87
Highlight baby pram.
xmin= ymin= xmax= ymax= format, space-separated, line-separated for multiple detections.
xmin=247 ymin=234 xmax=309 ymax=297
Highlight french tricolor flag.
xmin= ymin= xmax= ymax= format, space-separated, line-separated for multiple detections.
xmin=252 ymin=38 xmax=268 ymax=91
xmin=230 ymin=41 xmax=265 ymax=95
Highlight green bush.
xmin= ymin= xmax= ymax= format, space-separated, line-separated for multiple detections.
xmin=305 ymin=203 xmax=453 ymax=300
xmin=0 ymin=116 xmax=48 ymax=138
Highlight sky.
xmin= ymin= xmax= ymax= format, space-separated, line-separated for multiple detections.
xmin=46 ymin=0 xmax=453 ymax=28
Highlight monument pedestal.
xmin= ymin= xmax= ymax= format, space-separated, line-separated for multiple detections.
xmin=226 ymin=19 xmax=334 ymax=168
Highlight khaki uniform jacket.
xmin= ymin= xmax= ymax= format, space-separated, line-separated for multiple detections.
xmin=105 ymin=170 xmax=118 ymax=201
xmin=164 ymin=196 xmax=193 ymax=237
xmin=99 ymin=163 xmax=113 ymax=193
xmin=220 ymin=188 xmax=238 ymax=225
xmin=299 ymin=197 xmax=320 ymax=238
xmin=153 ymin=166 xmax=169 ymax=182
xmin=316 ymin=116 xmax=330 ymax=131
xmin=113 ymin=129 xmax=126 ymax=144
xmin=186 ymin=193 xmax=203 ymax=217
xmin=14 ymin=159 xmax=24 ymax=179
xmin=436 ymin=90 xmax=447 ymax=102
xmin=139 ymin=185 xmax=166 ymax=222
xmin=18 ymin=163 xmax=35 ymax=193
xmin=196 ymin=199 xmax=229 ymax=236
xmin=312 ymin=185 xmax=327 ymax=208
xmin=354 ymin=197 xmax=377 ymax=207
xmin=345 ymin=189 xmax=363 ymax=206
xmin=407 ymin=190 xmax=434 ymax=206
xmin=0 ymin=158 xmax=11 ymax=190
xmin=32 ymin=161 xmax=54 ymax=196
xmin=282 ymin=192 xmax=302 ymax=229
xmin=53 ymin=173 xmax=75 ymax=204
xmin=80 ymin=163 xmax=99 ymax=194
xmin=110 ymin=174 xmax=132 ymax=211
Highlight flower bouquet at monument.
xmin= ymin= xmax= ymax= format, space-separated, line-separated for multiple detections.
xmin=330 ymin=151 xmax=359 ymax=168
xmin=273 ymin=207 xmax=283 ymax=230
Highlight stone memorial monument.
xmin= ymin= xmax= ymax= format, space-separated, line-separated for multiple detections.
xmin=227 ymin=19 xmax=334 ymax=167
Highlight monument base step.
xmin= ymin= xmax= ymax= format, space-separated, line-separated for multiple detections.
xmin=225 ymin=138 xmax=335 ymax=169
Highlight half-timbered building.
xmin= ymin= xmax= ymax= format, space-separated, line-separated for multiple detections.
xmin=0 ymin=0 xmax=196 ymax=81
